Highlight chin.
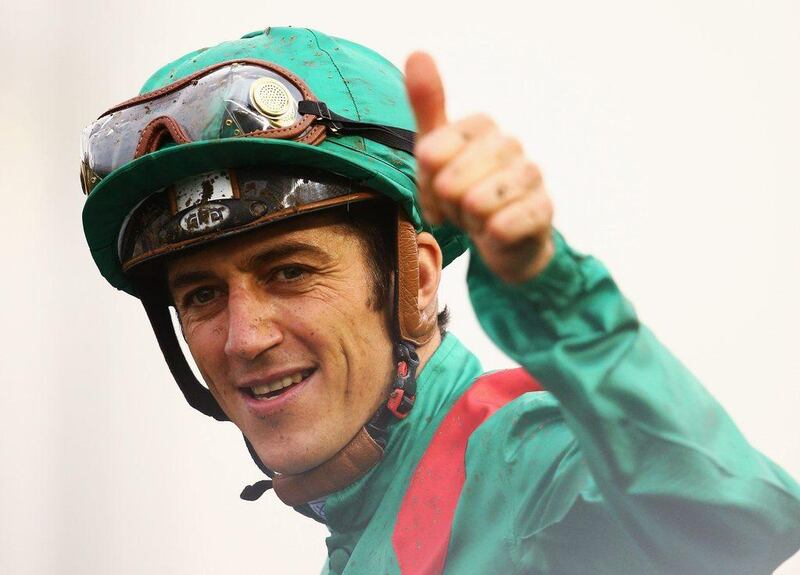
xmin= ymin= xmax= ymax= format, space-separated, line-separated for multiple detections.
xmin=248 ymin=429 xmax=346 ymax=476
xmin=264 ymin=449 xmax=321 ymax=475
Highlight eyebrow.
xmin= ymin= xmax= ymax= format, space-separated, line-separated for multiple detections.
xmin=168 ymin=270 xmax=218 ymax=292
xmin=245 ymin=241 xmax=335 ymax=272
xmin=168 ymin=241 xmax=335 ymax=292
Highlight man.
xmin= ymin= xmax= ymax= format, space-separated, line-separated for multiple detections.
xmin=80 ymin=26 xmax=800 ymax=574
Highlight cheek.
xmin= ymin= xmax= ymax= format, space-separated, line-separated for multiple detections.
xmin=337 ymin=308 xmax=394 ymax=403
xmin=292 ymin=293 xmax=390 ymax=378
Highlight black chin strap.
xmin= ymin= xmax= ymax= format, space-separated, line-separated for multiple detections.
xmin=140 ymin=291 xmax=280 ymax=501
xmin=240 ymin=436 xmax=274 ymax=501
xmin=140 ymin=294 xmax=228 ymax=421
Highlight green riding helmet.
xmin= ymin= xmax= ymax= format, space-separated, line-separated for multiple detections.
xmin=80 ymin=26 xmax=468 ymax=509
xmin=81 ymin=26 xmax=467 ymax=295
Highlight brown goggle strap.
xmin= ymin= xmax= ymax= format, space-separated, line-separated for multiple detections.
xmin=395 ymin=210 xmax=436 ymax=346
xmin=134 ymin=116 xmax=191 ymax=159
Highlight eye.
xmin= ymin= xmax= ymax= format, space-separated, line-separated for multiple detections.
xmin=185 ymin=286 xmax=220 ymax=307
xmin=274 ymin=266 xmax=307 ymax=282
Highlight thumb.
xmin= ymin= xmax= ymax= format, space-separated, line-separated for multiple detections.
xmin=405 ymin=51 xmax=448 ymax=135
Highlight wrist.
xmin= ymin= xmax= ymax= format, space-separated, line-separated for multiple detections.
xmin=515 ymin=232 xmax=556 ymax=284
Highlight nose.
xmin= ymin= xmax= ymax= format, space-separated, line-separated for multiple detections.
xmin=223 ymin=281 xmax=283 ymax=361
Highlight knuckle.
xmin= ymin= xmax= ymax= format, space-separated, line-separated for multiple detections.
xmin=414 ymin=141 xmax=441 ymax=171
xmin=415 ymin=127 xmax=463 ymax=169
xmin=529 ymin=188 xmax=553 ymax=220
xmin=461 ymin=187 xmax=487 ymax=217
xmin=485 ymin=214 xmax=513 ymax=243
xmin=458 ymin=113 xmax=497 ymax=136
xmin=503 ymin=135 xmax=524 ymax=155
xmin=520 ymin=161 xmax=542 ymax=185
xmin=470 ymin=112 xmax=495 ymax=129
xmin=523 ymin=198 xmax=541 ymax=224
xmin=521 ymin=194 xmax=543 ymax=221
xmin=432 ymin=170 xmax=458 ymax=201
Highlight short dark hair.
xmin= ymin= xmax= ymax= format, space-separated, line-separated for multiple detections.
xmin=336 ymin=200 xmax=449 ymax=338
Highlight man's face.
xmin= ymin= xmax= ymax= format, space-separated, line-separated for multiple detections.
xmin=166 ymin=211 xmax=394 ymax=474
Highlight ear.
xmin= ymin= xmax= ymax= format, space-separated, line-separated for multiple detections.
xmin=415 ymin=231 xmax=442 ymax=327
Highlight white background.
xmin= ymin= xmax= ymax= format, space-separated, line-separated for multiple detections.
xmin=1 ymin=0 xmax=798 ymax=573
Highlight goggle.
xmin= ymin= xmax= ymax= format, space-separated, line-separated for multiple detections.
xmin=80 ymin=59 xmax=415 ymax=195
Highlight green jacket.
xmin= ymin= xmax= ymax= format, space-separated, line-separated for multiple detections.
xmin=318 ymin=231 xmax=800 ymax=574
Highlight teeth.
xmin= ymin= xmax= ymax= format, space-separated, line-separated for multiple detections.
xmin=250 ymin=371 xmax=308 ymax=397
xmin=271 ymin=376 xmax=292 ymax=392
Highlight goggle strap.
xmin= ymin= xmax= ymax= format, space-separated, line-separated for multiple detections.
xmin=298 ymin=100 xmax=416 ymax=154
xmin=140 ymin=292 xmax=229 ymax=422
xmin=135 ymin=116 xmax=191 ymax=159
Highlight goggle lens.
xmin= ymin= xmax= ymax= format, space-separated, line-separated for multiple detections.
xmin=80 ymin=61 xmax=317 ymax=192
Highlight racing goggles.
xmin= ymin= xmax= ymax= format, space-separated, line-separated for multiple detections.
xmin=80 ymin=59 xmax=416 ymax=195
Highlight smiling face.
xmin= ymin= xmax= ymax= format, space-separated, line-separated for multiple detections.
xmin=166 ymin=210 xmax=395 ymax=475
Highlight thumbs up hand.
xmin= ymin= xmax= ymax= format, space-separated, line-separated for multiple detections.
xmin=405 ymin=52 xmax=555 ymax=284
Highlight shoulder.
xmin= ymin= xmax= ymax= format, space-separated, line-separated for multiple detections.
xmin=459 ymin=368 xmax=565 ymax=439
xmin=463 ymin=370 xmax=575 ymax=469
xmin=444 ymin=370 xmax=590 ymax=557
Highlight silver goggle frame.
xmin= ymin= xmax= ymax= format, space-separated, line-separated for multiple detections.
xmin=80 ymin=60 xmax=327 ymax=194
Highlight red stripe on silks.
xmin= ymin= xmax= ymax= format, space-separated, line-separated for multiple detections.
xmin=392 ymin=368 xmax=543 ymax=575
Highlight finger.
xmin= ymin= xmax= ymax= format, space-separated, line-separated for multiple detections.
xmin=453 ymin=113 xmax=497 ymax=140
xmin=415 ymin=113 xmax=498 ymax=173
xmin=415 ymin=114 xmax=502 ymax=227
xmin=472 ymin=187 xmax=554 ymax=283
xmin=405 ymin=51 xmax=448 ymax=136
xmin=416 ymin=169 xmax=445 ymax=225
xmin=433 ymin=132 xmax=523 ymax=204
xmin=484 ymin=185 xmax=553 ymax=245
xmin=431 ymin=131 xmax=520 ymax=229
xmin=415 ymin=128 xmax=467 ymax=175
xmin=461 ymin=158 xmax=542 ymax=227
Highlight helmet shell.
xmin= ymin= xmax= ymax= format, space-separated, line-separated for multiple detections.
xmin=82 ymin=26 xmax=467 ymax=296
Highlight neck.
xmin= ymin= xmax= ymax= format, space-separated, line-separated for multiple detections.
xmin=414 ymin=326 xmax=442 ymax=375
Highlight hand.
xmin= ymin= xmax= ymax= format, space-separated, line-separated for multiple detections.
xmin=404 ymin=52 xmax=555 ymax=284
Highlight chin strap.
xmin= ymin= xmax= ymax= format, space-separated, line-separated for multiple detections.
xmin=239 ymin=436 xmax=274 ymax=501
xmin=140 ymin=290 xmax=228 ymax=422
xmin=366 ymin=341 xmax=420 ymax=442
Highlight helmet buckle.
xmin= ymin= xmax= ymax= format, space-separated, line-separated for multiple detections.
xmin=387 ymin=389 xmax=414 ymax=419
